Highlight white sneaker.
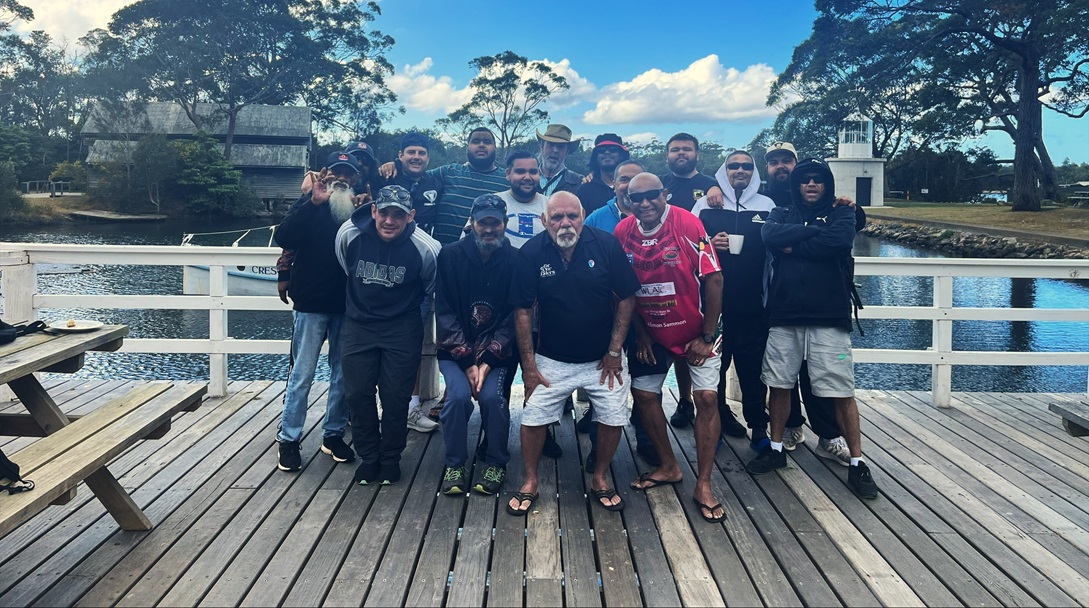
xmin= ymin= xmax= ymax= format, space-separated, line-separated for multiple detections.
xmin=407 ymin=408 xmax=438 ymax=433
xmin=816 ymin=436 xmax=851 ymax=467
xmin=782 ymin=426 xmax=805 ymax=451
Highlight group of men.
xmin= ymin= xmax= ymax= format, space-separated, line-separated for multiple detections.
xmin=272 ymin=122 xmax=879 ymax=516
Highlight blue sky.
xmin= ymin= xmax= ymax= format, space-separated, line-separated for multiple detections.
xmin=22 ymin=0 xmax=1089 ymax=163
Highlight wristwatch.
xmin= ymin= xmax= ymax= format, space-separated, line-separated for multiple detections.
xmin=607 ymin=350 xmax=622 ymax=358
xmin=701 ymin=333 xmax=715 ymax=344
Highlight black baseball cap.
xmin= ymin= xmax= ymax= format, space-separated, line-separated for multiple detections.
xmin=326 ymin=151 xmax=361 ymax=174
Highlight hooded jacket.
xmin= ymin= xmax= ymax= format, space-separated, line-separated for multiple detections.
xmin=691 ymin=160 xmax=776 ymax=318
xmin=335 ymin=205 xmax=440 ymax=323
xmin=761 ymin=158 xmax=857 ymax=329
xmin=435 ymin=236 xmax=517 ymax=369
xmin=273 ymin=194 xmax=347 ymax=314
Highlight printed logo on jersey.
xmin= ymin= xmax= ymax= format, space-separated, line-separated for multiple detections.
xmin=588 ymin=259 xmax=595 ymax=268
xmin=641 ymin=238 xmax=658 ymax=247
xmin=470 ymin=302 xmax=493 ymax=328
xmin=355 ymin=260 xmax=406 ymax=286
xmin=423 ymin=190 xmax=438 ymax=204
xmin=510 ymin=213 xmax=539 ymax=239
xmin=636 ymin=282 xmax=676 ymax=297
xmin=539 ymin=263 xmax=555 ymax=278
xmin=751 ymin=213 xmax=766 ymax=223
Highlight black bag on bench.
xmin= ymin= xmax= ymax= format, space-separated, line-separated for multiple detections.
xmin=0 ymin=448 xmax=34 ymax=494
xmin=0 ymin=319 xmax=47 ymax=345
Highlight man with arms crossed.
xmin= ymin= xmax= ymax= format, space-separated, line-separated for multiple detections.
xmin=507 ymin=192 xmax=640 ymax=515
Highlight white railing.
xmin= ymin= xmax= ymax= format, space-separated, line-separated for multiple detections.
xmin=2 ymin=243 xmax=1087 ymax=405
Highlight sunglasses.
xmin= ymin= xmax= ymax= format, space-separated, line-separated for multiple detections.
xmin=628 ymin=189 xmax=663 ymax=204
xmin=798 ymin=174 xmax=826 ymax=185
xmin=471 ymin=198 xmax=507 ymax=214
xmin=377 ymin=185 xmax=411 ymax=202
xmin=727 ymin=162 xmax=754 ymax=171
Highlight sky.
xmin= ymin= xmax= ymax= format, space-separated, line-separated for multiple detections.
xmin=16 ymin=0 xmax=1089 ymax=163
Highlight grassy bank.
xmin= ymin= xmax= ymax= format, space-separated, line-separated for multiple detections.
xmin=873 ymin=203 xmax=1089 ymax=241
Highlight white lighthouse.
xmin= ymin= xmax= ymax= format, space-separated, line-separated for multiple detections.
xmin=825 ymin=114 xmax=886 ymax=207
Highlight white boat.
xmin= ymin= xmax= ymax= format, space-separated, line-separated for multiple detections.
xmin=181 ymin=226 xmax=279 ymax=296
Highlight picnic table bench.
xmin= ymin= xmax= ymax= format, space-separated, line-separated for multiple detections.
xmin=0 ymin=324 xmax=206 ymax=537
xmin=1049 ymin=399 xmax=1089 ymax=437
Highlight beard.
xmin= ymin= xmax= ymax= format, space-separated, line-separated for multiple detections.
xmin=668 ymin=157 xmax=693 ymax=174
xmin=554 ymin=229 xmax=579 ymax=249
xmin=328 ymin=186 xmax=356 ymax=224
xmin=473 ymin=230 xmax=505 ymax=254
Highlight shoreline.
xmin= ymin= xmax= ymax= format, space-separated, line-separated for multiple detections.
xmin=861 ymin=218 xmax=1089 ymax=259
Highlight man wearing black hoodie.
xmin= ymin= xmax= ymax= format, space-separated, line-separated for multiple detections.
xmin=746 ymin=158 xmax=878 ymax=500
xmin=336 ymin=185 xmax=441 ymax=486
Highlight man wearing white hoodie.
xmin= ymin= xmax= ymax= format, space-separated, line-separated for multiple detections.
xmin=691 ymin=151 xmax=777 ymax=451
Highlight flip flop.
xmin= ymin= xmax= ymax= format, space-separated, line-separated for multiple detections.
xmin=693 ymin=497 xmax=726 ymax=523
xmin=630 ymin=472 xmax=682 ymax=491
xmin=591 ymin=488 xmax=625 ymax=511
xmin=506 ymin=491 xmax=539 ymax=516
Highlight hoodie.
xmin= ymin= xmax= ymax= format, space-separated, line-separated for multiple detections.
xmin=691 ymin=160 xmax=776 ymax=318
xmin=273 ymin=194 xmax=347 ymax=314
xmin=761 ymin=158 xmax=857 ymax=329
xmin=335 ymin=204 xmax=440 ymax=323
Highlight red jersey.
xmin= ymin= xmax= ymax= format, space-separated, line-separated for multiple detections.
xmin=615 ymin=207 xmax=721 ymax=357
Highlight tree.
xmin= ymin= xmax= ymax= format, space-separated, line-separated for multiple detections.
xmin=82 ymin=0 xmax=398 ymax=159
xmin=768 ymin=0 xmax=1089 ymax=211
xmin=436 ymin=51 xmax=568 ymax=151
xmin=174 ymin=133 xmax=257 ymax=216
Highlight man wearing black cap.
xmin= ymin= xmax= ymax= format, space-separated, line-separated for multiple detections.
xmin=747 ymin=158 xmax=878 ymax=500
xmin=436 ymin=194 xmax=519 ymax=496
xmin=272 ymin=151 xmax=362 ymax=472
xmin=537 ymin=124 xmax=584 ymax=196
xmin=575 ymin=134 xmax=630 ymax=214
xmin=382 ymin=132 xmax=443 ymax=236
xmin=336 ymin=185 xmax=441 ymax=486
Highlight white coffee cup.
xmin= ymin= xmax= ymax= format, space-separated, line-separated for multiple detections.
xmin=728 ymin=234 xmax=745 ymax=255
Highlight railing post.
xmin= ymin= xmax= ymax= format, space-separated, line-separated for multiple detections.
xmin=208 ymin=265 xmax=228 ymax=397
xmin=932 ymin=275 xmax=953 ymax=407
xmin=0 ymin=251 xmax=36 ymax=402
xmin=418 ymin=297 xmax=439 ymax=401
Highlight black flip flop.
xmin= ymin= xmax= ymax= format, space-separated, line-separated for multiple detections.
xmin=693 ymin=497 xmax=726 ymax=523
xmin=591 ymin=488 xmax=625 ymax=511
xmin=630 ymin=472 xmax=682 ymax=491
xmin=506 ymin=491 xmax=539 ymax=516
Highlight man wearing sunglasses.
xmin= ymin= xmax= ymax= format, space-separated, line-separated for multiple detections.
xmin=692 ymin=151 xmax=777 ymax=449
xmin=617 ymin=173 xmax=728 ymax=523
xmin=750 ymin=158 xmax=879 ymax=500
xmin=336 ymin=185 xmax=441 ymax=486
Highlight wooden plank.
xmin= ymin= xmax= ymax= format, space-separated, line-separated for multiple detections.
xmin=40 ymin=353 xmax=84 ymax=374
xmin=524 ymin=427 xmax=562 ymax=607
xmin=437 ymin=413 xmax=493 ymax=608
xmin=0 ymin=325 xmax=128 ymax=385
xmin=949 ymin=391 xmax=1089 ymax=469
xmin=552 ymin=417 xmax=601 ymax=608
xmin=487 ymin=406 xmax=526 ymax=608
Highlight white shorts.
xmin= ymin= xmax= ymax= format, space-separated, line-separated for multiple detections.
xmin=761 ymin=326 xmax=854 ymax=398
xmin=522 ymin=354 xmax=631 ymax=427
xmin=630 ymin=354 xmax=721 ymax=395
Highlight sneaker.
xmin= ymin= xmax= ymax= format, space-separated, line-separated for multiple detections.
xmin=379 ymin=462 xmax=401 ymax=485
xmin=782 ymin=426 xmax=805 ymax=451
xmin=442 ymin=466 xmax=468 ymax=495
xmin=407 ymin=408 xmax=439 ymax=433
xmin=720 ymin=408 xmax=748 ymax=438
xmin=848 ymin=461 xmax=879 ymax=499
xmin=474 ymin=465 xmax=506 ymax=495
xmin=750 ymin=433 xmax=770 ymax=453
xmin=636 ymin=442 xmax=661 ymax=467
xmin=320 ymin=436 xmax=356 ymax=463
xmin=354 ymin=461 xmax=379 ymax=485
xmin=746 ymin=446 xmax=787 ymax=475
xmin=576 ymin=409 xmax=594 ymax=434
xmin=670 ymin=398 xmax=694 ymax=428
xmin=277 ymin=441 xmax=301 ymax=472
xmin=542 ymin=428 xmax=563 ymax=459
xmin=583 ymin=449 xmax=597 ymax=474
xmin=816 ymin=436 xmax=851 ymax=467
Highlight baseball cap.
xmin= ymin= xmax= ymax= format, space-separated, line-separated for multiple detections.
xmin=344 ymin=141 xmax=377 ymax=169
xmin=326 ymin=151 xmax=361 ymax=174
xmin=764 ymin=141 xmax=798 ymax=161
xmin=374 ymin=185 xmax=413 ymax=213
xmin=400 ymin=132 xmax=430 ymax=151
xmin=470 ymin=194 xmax=507 ymax=223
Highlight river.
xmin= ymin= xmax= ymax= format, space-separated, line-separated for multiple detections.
xmin=1 ymin=218 xmax=1087 ymax=392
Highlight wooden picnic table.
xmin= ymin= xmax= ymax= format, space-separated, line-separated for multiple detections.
xmin=0 ymin=324 xmax=205 ymax=537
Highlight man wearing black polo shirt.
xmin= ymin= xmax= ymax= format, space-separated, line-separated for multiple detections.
xmin=506 ymin=192 xmax=640 ymax=515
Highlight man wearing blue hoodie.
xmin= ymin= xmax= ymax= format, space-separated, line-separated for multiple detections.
xmin=336 ymin=185 xmax=441 ymax=486
xmin=745 ymin=158 xmax=878 ymax=500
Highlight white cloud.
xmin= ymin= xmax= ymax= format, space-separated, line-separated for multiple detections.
xmin=539 ymin=58 xmax=597 ymax=108
xmin=16 ymin=0 xmax=129 ymax=43
xmin=583 ymin=55 xmax=780 ymax=125
xmin=387 ymin=58 xmax=474 ymax=114
xmin=623 ymin=132 xmax=660 ymax=145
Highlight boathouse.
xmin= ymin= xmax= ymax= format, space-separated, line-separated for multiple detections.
xmin=80 ymin=102 xmax=312 ymax=207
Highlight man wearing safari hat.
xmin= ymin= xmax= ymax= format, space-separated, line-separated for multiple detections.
xmin=575 ymin=133 xmax=631 ymax=214
xmin=536 ymin=124 xmax=584 ymax=196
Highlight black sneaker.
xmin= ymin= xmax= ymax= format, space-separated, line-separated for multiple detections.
xmin=637 ymin=442 xmax=661 ymax=467
xmin=746 ymin=446 xmax=787 ymax=475
xmin=442 ymin=466 xmax=468 ymax=495
xmin=576 ymin=409 xmax=594 ymax=434
xmin=542 ymin=428 xmax=563 ymax=459
xmin=583 ymin=449 xmax=597 ymax=474
xmin=278 ymin=441 xmax=302 ymax=472
xmin=320 ymin=436 xmax=356 ymax=463
xmin=379 ymin=462 xmax=401 ymax=485
xmin=670 ymin=398 xmax=694 ymax=428
xmin=354 ymin=461 xmax=379 ymax=485
xmin=720 ymin=408 xmax=748 ymax=438
xmin=474 ymin=465 xmax=506 ymax=495
xmin=848 ymin=461 xmax=879 ymax=499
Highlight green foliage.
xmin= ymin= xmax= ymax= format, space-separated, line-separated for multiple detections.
xmin=436 ymin=51 xmax=569 ymax=151
xmin=174 ymin=134 xmax=258 ymax=217
xmin=1056 ymin=158 xmax=1089 ymax=184
xmin=885 ymin=146 xmax=1009 ymax=202
xmin=0 ymin=124 xmax=33 ymax=171
xmin=48 ymin=161 xmax=87 ymax=189
xmin=0 ymin=160 xmax=26 ymax=219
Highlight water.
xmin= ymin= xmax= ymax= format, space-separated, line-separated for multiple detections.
xmin=2 ymin=219 xmax=1087 ymax=392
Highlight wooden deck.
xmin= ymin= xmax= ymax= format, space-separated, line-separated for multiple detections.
xmin=2 ymin=379 xmax=1088 ymax=607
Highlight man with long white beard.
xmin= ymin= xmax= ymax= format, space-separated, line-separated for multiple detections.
xmin=271 ymin=151 xmax=361 ymax=472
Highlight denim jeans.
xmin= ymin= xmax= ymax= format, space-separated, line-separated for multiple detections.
xmin=278 ymin=311 xmax=348 ymax=444
xmin=439 ymin=359 xmax=514 ymax=468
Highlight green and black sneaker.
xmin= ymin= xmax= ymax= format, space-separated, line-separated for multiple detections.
xmin=474 ymin=465 xmax=506 ymax=495
xmin=442 ymin=466 xmax=468 ymax=495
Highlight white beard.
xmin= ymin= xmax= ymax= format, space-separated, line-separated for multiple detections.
xmin=328 ymin=187 xmax=356 ymax=224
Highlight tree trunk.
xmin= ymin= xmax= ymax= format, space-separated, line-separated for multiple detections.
xmin=1009 ymin=49 xmax=1042 ymax=212
xmin=224 ymin=109 xmax=238 ymax=161
xmin=1034 ymin=136 xmax=1061 ymax=201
